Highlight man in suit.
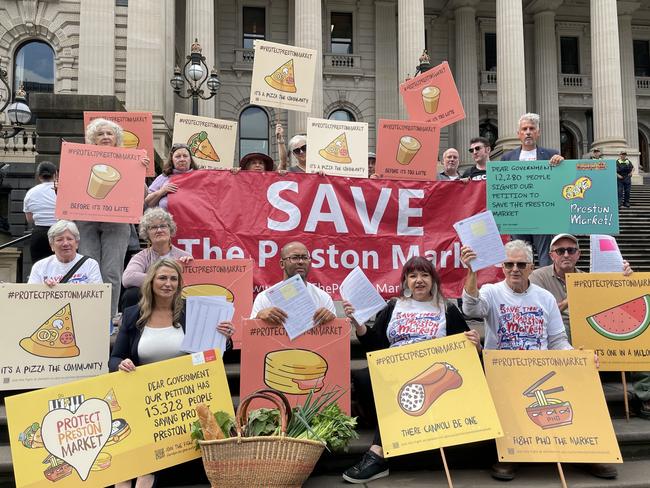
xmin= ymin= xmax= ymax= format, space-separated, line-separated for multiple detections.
xmin=501 ymin=113 xmax=564 ymax=267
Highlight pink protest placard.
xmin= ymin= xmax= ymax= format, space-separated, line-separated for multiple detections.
xmin=399 ymin=61 xmax=465 ymax=128
xmin=55 ymin=142 xmax=146 ymax=224
xmin=84 ymin=112 xmax=155 ymax=177
xmin=375 ymin=119 xmax=440 ymax=181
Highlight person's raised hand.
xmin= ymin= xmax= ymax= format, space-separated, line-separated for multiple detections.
xmin=313 ymin=307 xmax=336 ymax=326
xmin=256 ymin=307 xmax=288 ymax=325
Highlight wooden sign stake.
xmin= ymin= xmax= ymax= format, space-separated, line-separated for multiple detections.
xmin=556 ymin=462 xmax=568 ymax=488
xmin=439 ymin=447 xmax=454 ymax=488
xmin=622 ymin=372 xmax=630 ymax=421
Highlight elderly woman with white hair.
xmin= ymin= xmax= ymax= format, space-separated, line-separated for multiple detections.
xmin=28 ymin=220 xmax=102 ymax=286
xmin=121 ymin=208 xmax=193 ymax=309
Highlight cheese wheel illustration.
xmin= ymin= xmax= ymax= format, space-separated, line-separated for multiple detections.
xmin=397 ymin=362 xmax=462 ymax=416
xmin=264 ymin=349 xmax=328 ymax=395
xmin=182 ymin=284 xmax=234 ymax=302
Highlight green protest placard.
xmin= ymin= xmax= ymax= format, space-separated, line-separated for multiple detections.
xmin=487 ymin=159 xmax=618 ymax=235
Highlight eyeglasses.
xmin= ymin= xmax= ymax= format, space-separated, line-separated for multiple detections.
xmin=468 ymin=146 xmax=484 ymax=153
xmin=552 ymin=247 xmax=578 ymax=256
xmin=503 ymin=262 xmax=529 ymax=270
xmin=292 ymin=145 xmax=307 ymax=155
xmin=282 ymin=255 xmax=311 ymax=263
xmin=149 ymin=224 xmax=169 ymax=231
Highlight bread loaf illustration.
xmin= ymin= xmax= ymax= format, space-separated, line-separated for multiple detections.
xmin=398 ymin=362 xmax=462 ymax=416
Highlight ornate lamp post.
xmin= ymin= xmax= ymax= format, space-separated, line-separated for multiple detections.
xmin=0 ymin=66 xmax=31 ymax=139
xmin=170 ymin=39 xmax=221 ymax=116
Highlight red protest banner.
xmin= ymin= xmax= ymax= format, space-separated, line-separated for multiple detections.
xmin=169 ymin=171 xmax=501 ymax=299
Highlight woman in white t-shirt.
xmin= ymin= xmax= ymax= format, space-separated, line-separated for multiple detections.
xmin=23 ymin=161 xmax=58 ymax=263
xmin=341 ymin=256 xmax=481 ymax=484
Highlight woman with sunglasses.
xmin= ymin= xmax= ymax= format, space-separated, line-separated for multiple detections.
xmin=145 ymin=143 xmax=198 ymax=210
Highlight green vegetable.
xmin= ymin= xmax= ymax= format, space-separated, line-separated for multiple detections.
xmin=246 ymin=407 xmax=280 ymax=437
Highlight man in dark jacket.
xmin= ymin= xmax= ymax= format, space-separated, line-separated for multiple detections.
xmin=616 ymin=150 xmax=633 ymax=208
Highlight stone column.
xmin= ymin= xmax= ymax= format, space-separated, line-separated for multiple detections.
xmin=618 ymin=1 xmax=641 ymax=175
xmin=452 ymin=0 xmax=480 ymax=150
xmin=398 ymin=0 xmax=425 ymax=118
xmin=591 ymin=0 xmax=627 ymax=155
xmin=375 ymin=1 xmax=399 ymax=121
xmin=186 ymin=0 xmax=216 ymax=117
xmin=495 ymin=0 xmax=527 ymax=153
xmin=529 ymin=0 xmax=563 ymax=151
xmin=77 ymin=0 xmax=115 ymax=95
xmin=290 ymin=0 xmax=323 ymax=134
xmin=126 ymin=0 xmax=167 ymax=155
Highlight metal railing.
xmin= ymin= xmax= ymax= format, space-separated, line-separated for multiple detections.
xmin=0 ymin=233 xmax=30 ymax=251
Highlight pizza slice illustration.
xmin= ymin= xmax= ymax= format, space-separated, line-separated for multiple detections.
xmin=318 ymin=132 xmax=352 ymax=164
xmin=187 ymin=131 xmax=220 ymax=162
xmin=103 ymin=388 xmax=122 ymax=413
xmin=264 ymin=59 xmax=297 ymax=93
xmin=19 ymin=304 xmax=80 ymax=358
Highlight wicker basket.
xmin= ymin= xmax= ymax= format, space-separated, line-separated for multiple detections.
xmin=199 ymin=389 xmax=326 ymax=488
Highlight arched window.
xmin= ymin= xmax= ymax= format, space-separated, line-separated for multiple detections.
xmin=328 ymin=109 xmax=355 ymax=122
xmin=239 ymin=106 xmax=269 ymax=156
xmin=13 ymin=41 xmax=55 ymax=94
xmin=560 ymin=124 xmax=578 ymax=159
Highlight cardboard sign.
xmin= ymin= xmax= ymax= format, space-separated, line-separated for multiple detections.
xmin=487 ymin=159 xmax=619 ymax=235
xmin=375 ymin=119 xmax=440 ymax=181
xmin=6 ymin=349 xmax=234 ymax=488
xmin=239 ymin=319 xmax=351 ymax=413
xmin=55 ymin=142 xmax=146 ymax=224
xmin=181 ymin=259 xmax=254 ymax=349
xmin=567 ymin=272 xmax=650 ymax=371
xmin=306 ymin=117 xmax=368 ymax=178
xmin=399 ymin=61 xmax=465 ymax=128
xmin=484 ymin=349 xmax=622 ymax=463
xmin=83 ymin=111 xmax=155 ymax=177
xmin=250 ymin=40 xmax=317 ymax=113
xmin=0 ymin=284 xmax=110 ymax=390
xmin=367 ymin=335 xmax=502 ymax=458
xmin=172 ymin=114 xmax=237 ymax=169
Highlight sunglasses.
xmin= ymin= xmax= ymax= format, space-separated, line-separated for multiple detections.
xmin=468 ymin=146 xmax=484 ymax=153
xmin=292 ymin=145 xmax=307 ymax=155
xmin=552 ymin=247 xmax=578 ymax=256
xmin=503 ymin=262 xmax=529 ymax=270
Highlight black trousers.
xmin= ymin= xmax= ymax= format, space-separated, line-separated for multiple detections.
xmin=30 ymin=226 xmax=53 ymax=263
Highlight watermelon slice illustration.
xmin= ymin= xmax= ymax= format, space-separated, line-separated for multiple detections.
xmin=586 ymin=294 xmax=650 ymax=341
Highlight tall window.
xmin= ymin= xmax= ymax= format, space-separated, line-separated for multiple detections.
xmin=484 ymin=33 xmax=496 ymax=71
xmin=560 ymin=36 xmax=580 ymax=74
xmin=634 ymin=40 xmax=650 ymax=77
xmin=328 ymin=109 xmax=355 ymax=122
xmin=243 ymin=7 xmax=266 ymax=49
xmin=239 ymin=106 xmax=269 ymax=156
xmin=13 ymin=40 xmax=55 ymax=93
xmin=330 ymin=12 xmax=353 ymax=54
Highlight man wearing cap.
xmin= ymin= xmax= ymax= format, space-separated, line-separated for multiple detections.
xmin=368 ymin=152 xmax=376 ymax=177
xmin=591 ymin=147 xmax=602 ymax=160
xmin=251 ymin=241 xmax=336 ymax=327
xmin=438 ymin=148 xmax=461 ymax=180
xmin=616 ymin=151 xmax=633 ymax=208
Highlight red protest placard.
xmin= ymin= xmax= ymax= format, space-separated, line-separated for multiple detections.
xmin=375 ymin=119 xmax=440 ymax=181
xmin=181 ymin=259 xmax=254 ymax=349
xmin=240 ymin=318 xmax=351 ymax=413
xmin=399 ymin=61 xmax=465 ymax=128
xmin=55 ymin=142 xmax=146 ymax=223
xmin=84 ymin=111 xmax=155 ymax=176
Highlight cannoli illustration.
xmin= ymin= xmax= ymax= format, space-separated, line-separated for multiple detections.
xmin=524 ymin=371 xmax=573 ymax=429
xmin=20 ymin=304 xmax=80 ymax=358
xmin=86 ymin=164 xmax=121 ymax=199
xmin=264 ymin=349 xmax=328 ymax=395
xmin=121 ymin=130 xmax=140 ymax=149
xmin=396 ymin=136 xmax=421 ymax=165
xmin=319 ymin=132 xmax=352 ymax=164
xmin=187 ymin=131 xmax=220 ymax=162
xmin=398 ymin=362 xmax=462 ymax=416
xmin=264 ymin=59 xmax=297 ymax=93
xmin=182 ymin=283 xmax=234 ymax=302
xmin=421 ymin=86 xmax=441 ymax=114
xmin=42 ymin=454 xmax=73 ymax=482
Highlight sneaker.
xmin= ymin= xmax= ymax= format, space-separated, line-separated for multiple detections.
xmin=342 ymin=450 xmax=389 ymax=484
xmin=586 ymin=463 xmax=618 ymax=479
xmin=490 ymin=462 xmax=517 ymax=481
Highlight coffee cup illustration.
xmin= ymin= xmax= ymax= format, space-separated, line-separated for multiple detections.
xmin=396 ymin=136 xmax=421 ymax=165
xmin=87 ymin=164 xmax=121 ymax=199
xmin=422 ymin=86 xmax=441 ymax=114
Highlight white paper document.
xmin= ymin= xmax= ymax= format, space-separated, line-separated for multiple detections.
xmin=453 ymin=210 xmax=506 ymax=271
xmin=590 ymin=234 xmax=624 ymax=272
xmin=340 ymin=267 xmax=386 ymax=325
xmin=182 ymin=296 xmax=233 ymax=355
xmin=266 ymin=274 xmax=318 ymax=340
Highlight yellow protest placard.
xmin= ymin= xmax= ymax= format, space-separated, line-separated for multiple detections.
xmin=6 ymin=349 xmax=234 ymax=488
xmin=484 ymin=349 xmax=622 ymax=463
xmin=567 ymin=272 xmax=650 ymax=371
xmin=367 ymin=334 xmax=502 ymax=458
xmin=0 ymin=284 xmax=111 ymax=390
xmin=172 ymin=114 xmax=237 ymax=169
xmin=307 ymin=117 xmax=369 ymax=178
